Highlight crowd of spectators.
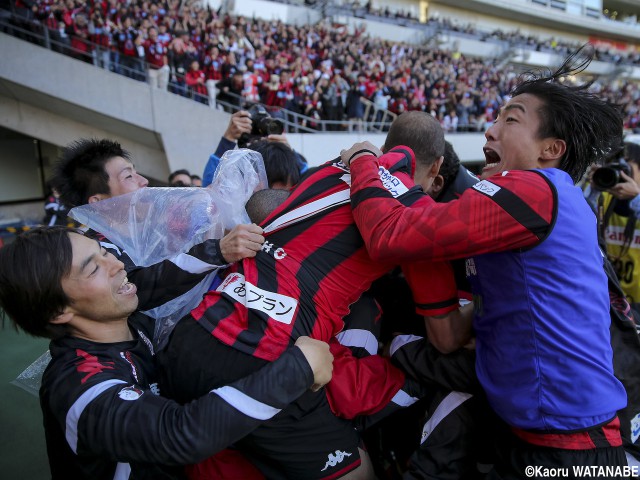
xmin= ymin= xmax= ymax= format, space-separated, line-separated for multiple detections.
xmin=5 ymin=0 xmax=640 ymax=133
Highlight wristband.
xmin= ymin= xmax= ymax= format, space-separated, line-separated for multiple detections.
xmin=348 ymin=149 xmax=378 ymax=164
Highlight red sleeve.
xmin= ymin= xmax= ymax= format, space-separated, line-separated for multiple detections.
xmin=402 ymin=260 xmax=458 ymax=316
xmin=350 ymin=153 xmax=554 ymax=263
xmin=325 ymin=338 xmax=405 ymax=419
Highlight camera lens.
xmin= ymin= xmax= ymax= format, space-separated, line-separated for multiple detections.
xmin=592 ymin=167 xmax=620 ymax=189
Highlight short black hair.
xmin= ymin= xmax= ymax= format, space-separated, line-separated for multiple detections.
xmin=438 ymin=141 xmax=461 ymax=192
xmin=249 ymin=141 xmax=301 ymax=188
xmin=384 ymin=111 xmax=445 ymax=167
xmin=246 ymin=189 xmax=290 ymax=224
xmin=190 ymin=174 xmax=202 ymax=181
xmin=52 ymin=139 xmax=130 ymax=207
xmin=0 ymin=227 xmax=76 ymax=339
xmin=511 ymin=44 xmax=624 ymax=183
xmin=168 ymin=169 xmax=192 ymax=184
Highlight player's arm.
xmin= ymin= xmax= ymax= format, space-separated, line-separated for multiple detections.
xmin=325 ymin=338 xmax=405 ymax=419
xmin=424 ymin=303 xmax=474 ymax=355
xmin=95 ymin=224 xmax=264 ymax=311
xmin=345 ymin=145 xmax=553 ymax=263
xmin=53 ymin=337 xmax=331 ymax=465
xmin=388 ymin=335 xmax=480 ymax=394
xmin=403 ymin=259 xmax=473 ymax=354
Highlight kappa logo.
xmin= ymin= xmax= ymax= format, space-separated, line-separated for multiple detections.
xmin=75 ymin=349 xmax=115 ymax=384
xmin=320 ymin=450 xmax=352 ymax=472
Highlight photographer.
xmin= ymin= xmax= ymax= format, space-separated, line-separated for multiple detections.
xmin=202 ymin=107 xmax=308 ymax=188
xmin=589 ymin=142 xmax=640 ymax=316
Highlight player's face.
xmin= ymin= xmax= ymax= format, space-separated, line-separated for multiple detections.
xmin=60 ymin=233 xmax=138 ymax=324
xmin=481 ymin=93 xmax=554 ymax=179
xmin=105 ymin=156 xmax=149 ymax=198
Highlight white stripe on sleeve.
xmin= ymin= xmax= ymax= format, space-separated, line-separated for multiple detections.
xmin=66 ymin=379 xmax=127 ymax=453
xmin=212 ymin=385 xmax=282 ymax=420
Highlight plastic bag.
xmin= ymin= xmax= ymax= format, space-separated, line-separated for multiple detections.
xmin=68 ymin=149 xmax=267 ymax=347
xmin=70 ymin=149 xmax=267 ymax=267
xmin=11 ymin=350 xmax=51 ymax=397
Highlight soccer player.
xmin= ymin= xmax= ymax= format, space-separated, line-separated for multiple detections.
xmin=0 ymin=226 xmax=334 ymax=479
xmin=157 ymin=116 xmax=461 ymax=479
xmin=343 ymin=46 xmax=628 ymax=477
xmin=51 ymin=139 xmax=264 ymax=324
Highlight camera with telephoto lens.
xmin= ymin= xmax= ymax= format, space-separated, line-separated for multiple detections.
xmin=592 ymin=159 xmax=632 ymax=190
xmin=237 ymin=104 xmax=285 ymax=148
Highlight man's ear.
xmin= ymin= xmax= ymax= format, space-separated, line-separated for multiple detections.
xmin=50 ymin=310 xmax=74 ymax=325
xmin=430 ymin=156 xmax=444 ymax=176
xmin=430 ymin=175 xmax=445 ymax=198
xmin=542 ymin=139 xmax=566 ymax=163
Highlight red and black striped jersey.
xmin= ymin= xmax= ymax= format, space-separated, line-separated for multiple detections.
xmin=192 ymin=147 xmax=458 ymax=361
xmin=350 ymin=153 xmax=555 ymax=263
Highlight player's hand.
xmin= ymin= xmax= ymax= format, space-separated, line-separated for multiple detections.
xmin=219 ymin=223 xmax=264 ymax=263
xmin=295 ymin=336 xmax=333 ymax=392
xmin=340 ymin=141 xmax=382 ymax=167
xmin=609 ymin=171 xmax=640 ymax=200
xmin=223 ymin=110 xmax=252 ymax=142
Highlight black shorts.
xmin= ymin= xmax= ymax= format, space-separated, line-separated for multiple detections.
xmin=489 ymin=420 xmax=628 ymax=480
xmin=157 ymin=316 xmax=362 ymax=479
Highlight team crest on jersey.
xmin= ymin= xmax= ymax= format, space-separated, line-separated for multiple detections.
xmin=118 ymin=385 xmax=144 ymax=401
xmin=377 ymin=166 xmax=408 ymax=198
xmin=217 ymin=272 xmax=298 ymax=324
xmin=320 ymin=450 xmax=352 ymax=471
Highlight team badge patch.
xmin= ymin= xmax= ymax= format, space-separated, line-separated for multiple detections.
xmin=118 ymin=385 xmax=144 ymax=401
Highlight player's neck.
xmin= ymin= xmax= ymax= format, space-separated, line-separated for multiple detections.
xmin=69 ymin=317 xmax=133 ymax=343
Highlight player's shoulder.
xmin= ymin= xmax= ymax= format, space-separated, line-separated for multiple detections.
xmin=471 ymin=169 xmax=552 ymax=193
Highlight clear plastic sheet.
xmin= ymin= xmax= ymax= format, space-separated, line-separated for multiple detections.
xmin=70 ymin=149 xmax=267 ymax=267
xmin=66 ymin=148 xmax=267 ymax=347
xmin=11 ymin=350 xmax=51 ymax=397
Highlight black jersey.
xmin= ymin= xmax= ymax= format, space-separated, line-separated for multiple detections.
xmin=40 ymin=312 xmax=314 ymax=480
